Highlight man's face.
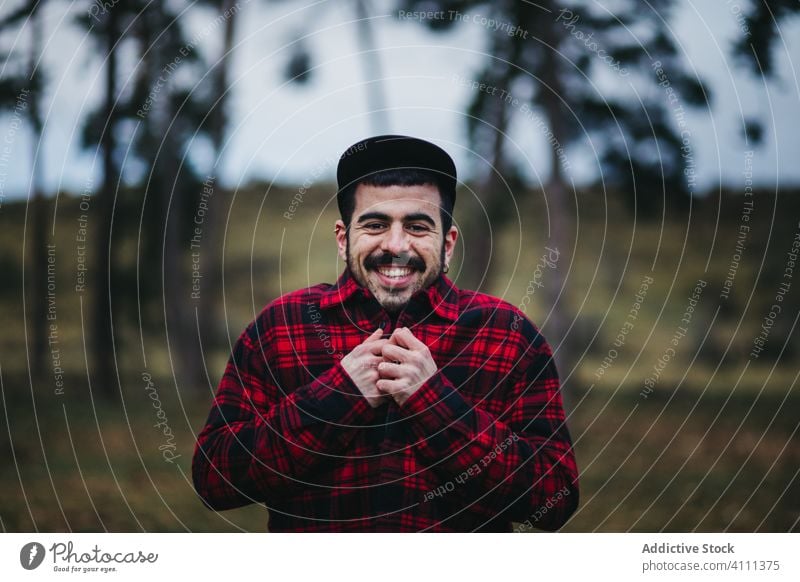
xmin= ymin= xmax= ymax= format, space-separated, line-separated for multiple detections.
xmin=335 ymin=183 xmax=458 ymax=313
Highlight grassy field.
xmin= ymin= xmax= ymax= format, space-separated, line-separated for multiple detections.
xmin=1 ymin=184 xmax=798 ymax=531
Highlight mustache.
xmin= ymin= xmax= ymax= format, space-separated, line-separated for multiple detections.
xmin=364 ymin=252 xmax=426 ymax=271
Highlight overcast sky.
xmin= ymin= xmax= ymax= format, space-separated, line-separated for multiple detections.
xmin=1 ymin=0 xmax=799 ymax=200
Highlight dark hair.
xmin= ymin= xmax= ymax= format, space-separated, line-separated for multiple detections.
xmin=337 ymin=168 xmax=455 ymax=232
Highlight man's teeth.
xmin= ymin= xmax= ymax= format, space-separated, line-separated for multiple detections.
xmin=377 ymin=267 xmax=413 ymax=278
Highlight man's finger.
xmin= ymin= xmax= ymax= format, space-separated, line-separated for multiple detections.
xmin=376 ymin=378 xmax=403 ymax=395
xmin=389 ymin=327 xmax=428 ymax=351
xmin=377 ymin=361 xmax=405 ymax=379
xmin=381 ymin=343 xmax=412 ymax=363
xmin=363 ymin=328 xmax=384 ymax=343
xmin=363 ymin=339 xmax=389 ymax=355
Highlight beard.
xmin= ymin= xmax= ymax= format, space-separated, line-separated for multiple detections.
xmin=346 ymin=238 xmax=446 ymax=313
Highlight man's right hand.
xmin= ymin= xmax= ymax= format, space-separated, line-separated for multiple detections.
xmin=340 ymin=328 xmax=389 ymax=408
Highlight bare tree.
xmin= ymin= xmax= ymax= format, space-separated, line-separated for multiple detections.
xmin=1 ymin=1 xmax=48 ymax=379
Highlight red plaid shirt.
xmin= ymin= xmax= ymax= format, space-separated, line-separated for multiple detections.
xmin=192 ymin=271 xmax=578 ymax=531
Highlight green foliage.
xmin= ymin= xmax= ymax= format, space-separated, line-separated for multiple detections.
xmin=402 ymin=0 xmax=712 ymax=216
xmin=733 ymin=0 xmax=800 ymax=77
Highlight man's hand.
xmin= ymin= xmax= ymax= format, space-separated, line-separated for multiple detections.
xmin=340 ymin=328 xmax=389 ymax=408
xmin=377 ymin=327 xmax=438 ymax=407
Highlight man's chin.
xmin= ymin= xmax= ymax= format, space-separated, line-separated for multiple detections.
xmin=353 ymin=266 xmax=441 ymax=312
xmin=370 ymin=287 xmax=413 ymax=311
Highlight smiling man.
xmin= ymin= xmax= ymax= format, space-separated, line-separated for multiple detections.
xmin=338 ymin=181 xmax=452 ymax=316
xmin=192 ymin=135 xmax=579 ymax=532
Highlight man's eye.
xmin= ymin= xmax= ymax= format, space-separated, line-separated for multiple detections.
xmin=406 ymin=224 xmax=430 ymax=233
xmin=364 ymin=223 xmax=385 ymax=230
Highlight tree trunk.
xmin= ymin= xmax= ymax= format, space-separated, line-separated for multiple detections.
xmin=163 ymin=139 xmax=201 ymax=392
xmin=354 ymin=0 xmax=389 ymax=134
xmin=537 ymin=24 xmax=574 ymax=379
xmin=461 ymin=57 xmax=515 ymax=293
xmin=196 ymin=0 xmax=238 ymax=377
xmin=28 ymin=4 xmax=47 ymax=378
xmin=465 ymin=108 xmax=511 ymax=294
xmin=92 ymin=10 xmax=120 ymax=400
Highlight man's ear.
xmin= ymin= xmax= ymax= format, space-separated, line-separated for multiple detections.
xmin=443 ymin=226 xmax=458 ymax=268
xmin=335 ymin=220 xmax=347 ymax=261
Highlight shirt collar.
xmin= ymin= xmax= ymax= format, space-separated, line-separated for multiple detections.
xmin=319 ymin=269 xmax=365 ymax=309
xmin=319 ymin=270 xmax=460 ymax=322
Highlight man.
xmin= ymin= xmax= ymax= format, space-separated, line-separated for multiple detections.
xmin=192 ymin=135 xmax=578 ymax=532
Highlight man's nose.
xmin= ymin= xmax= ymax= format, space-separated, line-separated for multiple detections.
xmin=380 ymin=223 xmax=410 ymax=255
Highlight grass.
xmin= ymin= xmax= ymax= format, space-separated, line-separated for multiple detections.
xmin=3 ymin=375 xmax=795 ymax=532
xmin=0 ymin=184 xmax=798 ymax=531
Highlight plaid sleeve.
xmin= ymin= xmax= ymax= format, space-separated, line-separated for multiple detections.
xmin=192 ymin=318 xmax=375 ymax=511
xmin=398 ymin=324 xmax=579 ymax=530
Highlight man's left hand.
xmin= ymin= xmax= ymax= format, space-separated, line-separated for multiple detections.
xmin=377 ymin=327 xmax=438 ymax=407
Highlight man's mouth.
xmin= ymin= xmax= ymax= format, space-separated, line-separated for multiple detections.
xmin=363 ymin=253 xmax=425 ymax=286
xmin=375 ymin=266 xmax=415 ymax=279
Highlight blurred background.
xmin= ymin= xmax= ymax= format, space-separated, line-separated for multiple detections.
xmin=0 ymin=0 xmax=798 ymax=532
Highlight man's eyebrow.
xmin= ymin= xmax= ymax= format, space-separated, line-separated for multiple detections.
xmin=356 ymin=211 xmax=392 ymax=223
xmin=355 ymin=211 xmax=437 ymax=227
xmin=403 ymin=213 xmax=436 ymax=227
